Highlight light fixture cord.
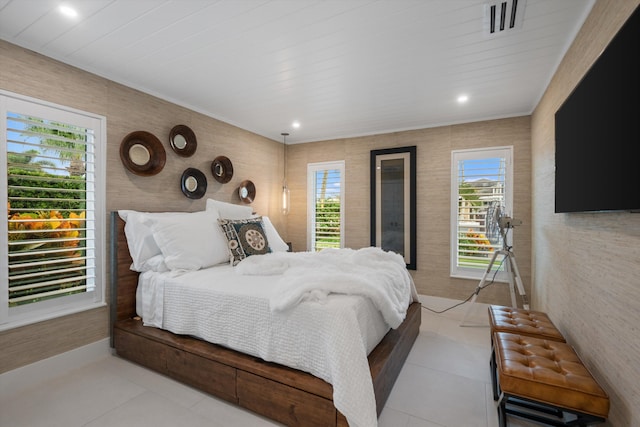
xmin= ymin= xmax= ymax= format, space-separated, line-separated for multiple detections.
xmin=282 ymin=133 xmax=288 ymax=185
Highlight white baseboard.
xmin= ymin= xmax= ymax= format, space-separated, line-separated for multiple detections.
xmin=0 ymin=338 xmax=111 ymax=400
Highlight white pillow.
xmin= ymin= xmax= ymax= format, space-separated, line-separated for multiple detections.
xmin=150 ymin=210 xmax=229 ymax=270
xmin=141 ymin=254 xmax=169 ymax=273
xmin=206 ymin=198 xmax=253 ymax=219
xmin=118 ymin=210 xmax=135 ymax=221
xmin=119 ymin=210 xmax=188 ymax=272
xmin=261 ymin=216 xmax=289 ymax=252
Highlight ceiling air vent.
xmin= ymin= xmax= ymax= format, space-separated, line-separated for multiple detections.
xmin=484 ymin=0 xmax=526 ymax=36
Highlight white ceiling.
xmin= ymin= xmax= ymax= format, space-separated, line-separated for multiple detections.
xmin=0 ymin=0 xmax=594 ymax=144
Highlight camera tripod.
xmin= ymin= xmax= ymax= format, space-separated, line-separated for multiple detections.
xmin=460 ymin=228 xmax=529 ymax=327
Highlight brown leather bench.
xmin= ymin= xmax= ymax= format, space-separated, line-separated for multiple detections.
xmin=488 ymin=305 xmax=566 ymax=342
xmin=488 ymin=305 xmax=566 ymax=401
xmin=492 ymin=331 xmax=609 ymax=427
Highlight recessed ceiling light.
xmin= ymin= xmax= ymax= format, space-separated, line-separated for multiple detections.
xmin=457 ymin=95 xmax=469 ymax=104
xmin=59 ymin=5 xmax=78 ymax=18
xmin=292 ymin=121 xmax=301 ymax=129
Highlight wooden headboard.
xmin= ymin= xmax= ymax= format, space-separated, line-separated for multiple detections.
xmin=109 ymin=212 xmax=140 ymax=345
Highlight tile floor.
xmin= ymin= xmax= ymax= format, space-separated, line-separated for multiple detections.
xmin=1 ymin=296 xmax=539 ymax=427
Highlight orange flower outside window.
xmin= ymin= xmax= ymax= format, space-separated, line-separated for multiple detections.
xmin=8 ymin=210 xmax=85 ymax=257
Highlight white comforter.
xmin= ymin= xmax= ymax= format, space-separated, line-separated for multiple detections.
xmin=137 ymin=249 xmax=417 ymax=427
xmin=236 ymin=247 xmax=418 ymax=328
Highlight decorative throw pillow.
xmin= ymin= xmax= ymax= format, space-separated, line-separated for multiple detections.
xmin=218 ymin=217 xmax=271 ymax=265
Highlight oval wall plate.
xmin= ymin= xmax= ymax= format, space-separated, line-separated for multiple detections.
xmin=169 ymin=124 xmax=197 ymax=157
xmin=211 ymin=155 xmax=233 ymax=183
xmin=181 ymin=167 xmax=207 ymax=199
xmin=238 ymin=180 xmax=256 ymax=204
xmin=119 ymin=131 xmax=166 ymax=176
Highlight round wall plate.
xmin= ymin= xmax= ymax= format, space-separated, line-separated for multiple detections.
xmin=120 ymin=131 xmax=166 ymax=176
xmin=238 ymin=180 xmax=256 ymax=204
xmin=211 ymin=155 xmax=233 ymax=183
xmin=181 ymin=167 xmax=207 ymax=199
xmin=169 ymin=124 xmax=197 ymax=157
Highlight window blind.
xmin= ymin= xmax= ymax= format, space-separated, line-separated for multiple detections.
xmin=456 ymin=156 xmax=506 ymax=271
xmin=308 ymin=161 xmax=344 ymax=252
xmin=6 ymin=112 xmax=95 ymax=307
xmin=313 ymin=168 xmax=342 ymax=250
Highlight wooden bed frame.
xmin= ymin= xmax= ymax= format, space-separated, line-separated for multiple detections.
xmin=109 ymin=212 xmax=421 ymax=426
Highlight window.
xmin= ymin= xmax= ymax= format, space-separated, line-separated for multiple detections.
xmin=450 ymin=146 xmax=513 ymax=280
xmin=1 ymin=91 xmax=106 ymax=330
xmin=307 ymin=161 xmax=345 ymax=251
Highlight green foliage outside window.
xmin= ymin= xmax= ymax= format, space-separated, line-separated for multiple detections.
xmin=315 ymin=198 xmax=340 ymax=250
xmin=8 ymin=168 xmax=86 ymax=211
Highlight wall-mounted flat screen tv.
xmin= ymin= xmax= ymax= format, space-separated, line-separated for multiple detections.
xmin=554 ymin=5 xmax=639 ymax=213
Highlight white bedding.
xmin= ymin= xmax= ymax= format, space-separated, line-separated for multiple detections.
xmin=236 ymin=248 xmax=418 ymax=328
xmin=137 ymin=251 xmax=417 ymax=427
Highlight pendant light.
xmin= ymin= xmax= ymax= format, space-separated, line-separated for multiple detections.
xmin=281 ymin=132 xmax=290 ymax=215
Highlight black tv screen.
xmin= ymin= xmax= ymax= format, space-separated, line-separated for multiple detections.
xmin=554 ymin=5 xmax=639 ymax=213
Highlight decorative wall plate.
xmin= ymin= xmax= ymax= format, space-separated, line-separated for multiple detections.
xmin=169 ymin=124 xmax=197 ymax=157
xmin=238 ymin=180 xmax=256 ymax=204
xmin=211 ymin=155 xmax=233 ymax=183
xmin=120 ymin=131 xmax=166 ymax=176
xmin=181 ymin=168 xmax=207 ymax=199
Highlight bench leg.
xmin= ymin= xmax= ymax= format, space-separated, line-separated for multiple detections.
xmin=500 ymin=393 xmax=606 ymax=427
xmin=490 ymin=345 xmax=499 ymax=401
xmin=497 ymin=393 xmax=508 ymax=427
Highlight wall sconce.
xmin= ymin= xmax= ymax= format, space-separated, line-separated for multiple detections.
xmin=281 ymin=132 xmax=290 ymax=215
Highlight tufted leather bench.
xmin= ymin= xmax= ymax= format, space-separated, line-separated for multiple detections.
xmin=488 ymin=305 xmax=565 ymax=342
xmin=488 ymin=305 xmax=566 ymax=401
xmin=492 ymin=332 xmax=609 ymax=427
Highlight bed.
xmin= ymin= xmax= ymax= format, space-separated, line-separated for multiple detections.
xmin=109 ymin=206 xmax=421 ymax=427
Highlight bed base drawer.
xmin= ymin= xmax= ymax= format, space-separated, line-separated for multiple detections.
xmin=238 ymin=370 xmax=337 ymax=426
xmin=113 ymin=326 xmax=168 ymax=374
xmin=167 ymin=347 xmax=236 ymax=403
